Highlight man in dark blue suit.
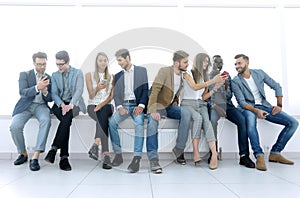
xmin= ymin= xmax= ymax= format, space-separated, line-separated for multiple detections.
xmin=10 ymin=52 xmax=52 ymax=171
xmin=109 ymin=49 xmax=161 ymax=173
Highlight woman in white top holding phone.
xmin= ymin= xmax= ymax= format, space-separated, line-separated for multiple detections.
xmin=181 ymin=53 xmax=226 ymax=170
xmin=85 ymin=52 xmax=114 ymax=169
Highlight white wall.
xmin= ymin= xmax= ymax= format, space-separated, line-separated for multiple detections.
xmin=0 ymin=0 xmax=299 ymax=156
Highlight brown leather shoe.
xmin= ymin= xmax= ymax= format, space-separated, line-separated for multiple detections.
xmin=269 ymin=154 xmax=294 ymax=165
xmin=256 ymin=155 xmax=267 ymax=171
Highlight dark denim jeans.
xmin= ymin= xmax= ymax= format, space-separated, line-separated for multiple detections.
xmin=210 ymin=103 xmax=250 ymax=156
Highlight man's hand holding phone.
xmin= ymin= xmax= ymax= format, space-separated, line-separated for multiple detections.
xmin=37 ymin=75 xmax=50 ymax=91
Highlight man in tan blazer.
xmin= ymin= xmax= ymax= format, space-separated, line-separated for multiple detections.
xmin=147 ymin=50 xmax=191 ymax=165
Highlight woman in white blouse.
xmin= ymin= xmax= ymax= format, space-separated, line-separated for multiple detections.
xmin=181 ymin=53 xmax=226 ymax=169
xmin=85 ymin=52 xmax=114 ymax=169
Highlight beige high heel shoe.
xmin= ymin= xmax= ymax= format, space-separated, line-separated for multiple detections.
xmin=194 ymin=157 xmax=202 ymax=166
xmin=209 ymin=155 xmax=218 ymax=170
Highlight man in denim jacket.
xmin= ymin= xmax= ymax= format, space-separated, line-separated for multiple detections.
xmin=232 ymin=54 xmax=298 ymax=171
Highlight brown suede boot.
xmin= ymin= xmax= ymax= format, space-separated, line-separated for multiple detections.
xmin=269 ymin=154 xmax=294 ymax=165
xmin=256 ymin=155 xmax=267 ymax=171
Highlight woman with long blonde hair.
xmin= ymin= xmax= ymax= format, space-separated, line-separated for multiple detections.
xmin=86 ymin=52 xmax=114 ymax=169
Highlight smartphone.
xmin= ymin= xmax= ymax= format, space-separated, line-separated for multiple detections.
xmin=263 ymin=112 xmax=269 ymax=116
xmin=221 ymin=71 xmax=229 ymax=76
xmin=42 ymin=74 xmax=48 ymax=80
xmin=101 ymin=79 xmax=108 ymax=84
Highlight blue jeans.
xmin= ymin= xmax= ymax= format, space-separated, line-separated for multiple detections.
xmin=210 ymin=103 xmax=250 ymax=156
xmin=243 ymin=105 xmax=299 ymax=157
xmin=109 ymin=103 xmax=145 ymax=157
xmin=145 ymin=115 xmax=159 ymax=160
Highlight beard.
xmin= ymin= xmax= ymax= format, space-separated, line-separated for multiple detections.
xmin=237 ymin=66 xmax=246 ymax=74
xmin=178 ymin=63 xmax=187 ymax=72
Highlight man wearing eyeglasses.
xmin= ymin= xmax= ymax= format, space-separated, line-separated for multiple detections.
xmin=44 ymin=50 xmax=86 ymax=171
xmin=232 ymin=54 xmax=299 ymax=171
xmin=10 ymin=52 xmax=52 ymax=171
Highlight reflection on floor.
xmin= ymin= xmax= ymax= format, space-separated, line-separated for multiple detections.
xmin=1 ymin=157 xmax=300 ymax=198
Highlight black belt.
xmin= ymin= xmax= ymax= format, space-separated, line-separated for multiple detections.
xmin=123 ymin=100 xmax=136 ymax=103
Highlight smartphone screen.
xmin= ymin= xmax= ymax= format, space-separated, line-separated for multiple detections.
xmin=42 ymin=74 xmax=48 ymax=80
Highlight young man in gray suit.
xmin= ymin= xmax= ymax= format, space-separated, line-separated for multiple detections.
xmin=10 ymin=52 xmax=52 ymax=171
xmin=232 ymin=54 xmax=299 ymax=171
xmin=45 ymin=50 xmax=86 ymax=171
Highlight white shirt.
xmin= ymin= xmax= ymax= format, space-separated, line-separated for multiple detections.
xmin=181 ymin=70 xmax=204 ymax=100
xmin=88 ymin=72 xmax=113 ymax=105
xmin=117 ymin=65 xmax=145 ymax=110
xmin=173 ymin=72 xmax=181 ymax=101
xmin=124 ymin=65 xmax=136 ymax=101
xmin=245 ymin=75 xmax=263 ymax=105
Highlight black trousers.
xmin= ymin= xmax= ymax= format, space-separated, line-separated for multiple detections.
xmin=51 ymin=103 xmax=80 ymax=157
xmin=87 ymin=104 xmax=113 ymax=152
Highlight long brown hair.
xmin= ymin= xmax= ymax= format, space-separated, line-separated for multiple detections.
xmin=93 ymin=52 xmax=111 ymax=92
xmin=191 ymin=53 xmax=211 ymax=83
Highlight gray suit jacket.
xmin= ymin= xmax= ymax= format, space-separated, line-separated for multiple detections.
xmin=12 ymin=69 xmax=52 ymax=116
xmin=231 ymin=69 xmax=282 ymax=110
xmin=51 ymin=66 xmax=86 ymax=113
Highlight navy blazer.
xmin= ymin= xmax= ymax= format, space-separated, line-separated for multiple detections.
xmin=113 ymin=65 xmax=149 ymax=112
xmin=12 ymin=69 xmax=52 ymax=116
xmin=232 ymin=69 xmax=282 ymax=110
xmin=51 ymin=66 xmax=86 ymax=113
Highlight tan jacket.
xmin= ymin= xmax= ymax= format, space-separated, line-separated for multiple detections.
xmin=147 ymin=66 xmax=183 ymax=113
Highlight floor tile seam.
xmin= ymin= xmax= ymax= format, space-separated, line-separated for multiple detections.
xmin=66 ymin=162 xmax=101 ymax=198
xmin=1 ymin=162 xmax=43 ymax=186
xmin=204 ymin=169 xmax=241 ymax=197
xmin=267 ymin=171 xmax=300 ymax=187
xmin=148 ymin=170 xmax=155 ymax=198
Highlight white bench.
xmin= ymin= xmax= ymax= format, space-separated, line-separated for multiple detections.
xmin=1 ymin=115 xmax=299 ymax=160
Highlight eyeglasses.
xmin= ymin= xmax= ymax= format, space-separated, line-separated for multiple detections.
xmin=35 ymin=63 xmax=46 ymax=66
xmin=56 ymin=63 xmax=66 ymax=67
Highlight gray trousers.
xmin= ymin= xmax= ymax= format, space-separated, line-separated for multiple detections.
xmin=181 ymin=99 xmax=215 ymax=142
xmin=10 ymin=103 xmax=51 ymax=154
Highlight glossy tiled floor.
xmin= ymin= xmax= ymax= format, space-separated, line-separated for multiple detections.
xmin=1 ymin=156 xmax=300 ymax=198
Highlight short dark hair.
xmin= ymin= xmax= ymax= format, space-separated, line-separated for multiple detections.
xmin=55 ymin=50 xmax=70 ymax=63
xmin=234 ymin=54 xmax=249 ymax=61
xmin=212 ymin=55 xmax=221 ymax=60
xmin=32 ymin=52 xmax=47 ymax=62
xmin=173 ymin=50 xmax=189 ymax=62
xmin=115 ymin=48 xmax=131 ymax=60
